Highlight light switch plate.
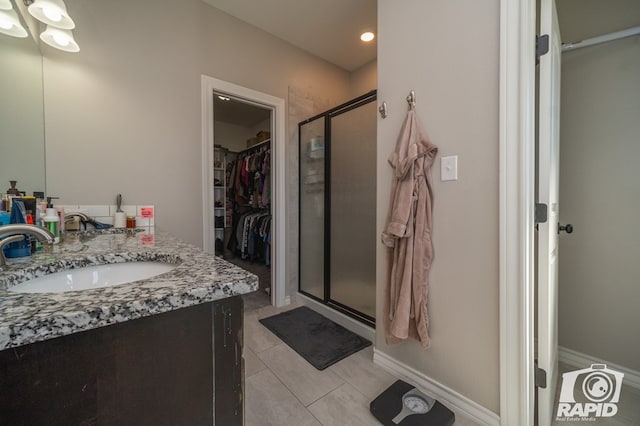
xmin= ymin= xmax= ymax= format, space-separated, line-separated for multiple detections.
xmin=441 ymin=155 xmax=458 ymax=181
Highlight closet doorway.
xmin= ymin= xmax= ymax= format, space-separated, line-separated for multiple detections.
xmin=214 ymin=93 xmax=273 ymax=309
xmin=201 ymin=76 xmax=287 ymax=309
xmin=535 ymin=1 xmax=640 ymax=423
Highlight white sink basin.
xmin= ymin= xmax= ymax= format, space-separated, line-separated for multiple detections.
xmin=8 ymin=262 xmax=177 ymax=294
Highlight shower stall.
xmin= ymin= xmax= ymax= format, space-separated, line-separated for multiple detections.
xmin=298 ymin=91 xmax=377 ymax=327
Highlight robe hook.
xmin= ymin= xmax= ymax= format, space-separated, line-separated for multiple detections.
xmin=378 ymin=101 xmax=388 ymax=118
xmin=407 ymin=90 xmax=416 ymax=110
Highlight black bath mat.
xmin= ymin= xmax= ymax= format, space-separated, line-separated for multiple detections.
xmin=259 ymin=306 xmax=371 ymax=370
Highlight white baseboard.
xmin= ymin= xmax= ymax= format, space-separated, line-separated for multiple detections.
xmin=297 ymin=293 xmax=375 ymax=342
xmin=558 ymin=346 xmax=640 ymax=391
xmin=274 ymin=295 xmax=291 ymax=308
xmin=373 ymin=349 xmax=500 ymax=426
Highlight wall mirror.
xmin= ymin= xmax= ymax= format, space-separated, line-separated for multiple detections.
xmin=0 ymin=1 xmax=46 ymax=197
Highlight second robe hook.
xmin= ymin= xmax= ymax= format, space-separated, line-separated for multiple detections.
xmin=407 ymin=90 xmax=416 ymax=110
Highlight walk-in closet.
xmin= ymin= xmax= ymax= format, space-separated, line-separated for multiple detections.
xmin=210 ymin=93 xmax=273 ymax=309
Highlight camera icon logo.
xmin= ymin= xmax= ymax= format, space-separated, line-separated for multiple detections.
xmin=557 ymin=364 xmax=624 ymax=419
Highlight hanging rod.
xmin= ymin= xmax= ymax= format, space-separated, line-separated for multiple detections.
xmin=237 ymin=138 xmax=270 ymax=156
xmin=562 ymin=25 xmax=640 ymax=52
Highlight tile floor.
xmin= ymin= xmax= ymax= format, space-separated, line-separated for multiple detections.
xmin=244 ymin=300 xmax=640 ymax=425
xmin=243 ymin=300 xmax=481 ymax=426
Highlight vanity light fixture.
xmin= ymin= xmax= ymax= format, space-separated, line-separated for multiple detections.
xmin=360 ymin=31 xmax=375 ymax=42
xmin=40 ymin=25 xmax=78 ymax=52
xmin=0 ymin=0 xmax=12 ymax=10
xmin=0 ymin=7 xmax=27 ymax=38
xmin=27 ymin=0 xmax=74 ymax=29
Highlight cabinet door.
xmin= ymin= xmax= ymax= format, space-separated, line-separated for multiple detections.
xmin=213 ymin=295 xmax=244 ymax=426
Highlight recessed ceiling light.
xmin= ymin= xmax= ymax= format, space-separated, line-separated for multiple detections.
xmin=218 ymin=95 xmax=231 ymax=101
xmin=360 ymin=32 xmax=375 ymax=42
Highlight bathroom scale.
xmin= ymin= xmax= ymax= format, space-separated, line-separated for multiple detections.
xmin=370 ymin=380 xmax=455 ymax=425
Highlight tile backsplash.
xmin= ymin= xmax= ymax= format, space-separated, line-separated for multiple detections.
xmin=60 ymin=204 xmax=155 ymax=232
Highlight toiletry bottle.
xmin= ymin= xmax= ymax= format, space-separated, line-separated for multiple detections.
xmin=57 ymin=206 xmax=65 ymax=241
xmin=126 ymin=215 xmax=136 ymax=229
xmin=25 ymin=213 xmax=37 ymax=253
xmin=0 ymin=211 xmax=10 ymax=226
xmin=3 ymin=199 xmax=32 ymax=258
xmin=6 ymin=180 xmax=20 ymax=196
xmin=43 ymin=208 xmax=60 ymax=244
xmin=34 ymin=204 xmax=44 ymax=250
xmin=21 ymin=196 xmax=36 ymax=221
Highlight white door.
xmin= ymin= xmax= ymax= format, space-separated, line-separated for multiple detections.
xmin=537 ymin=0 xmax=562 ymax=423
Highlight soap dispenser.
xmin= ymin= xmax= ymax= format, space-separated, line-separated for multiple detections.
xmin=6 ymin=180 xmax=20 ymax=196
xmin=43 ymin=197 xmax=61 ymax=244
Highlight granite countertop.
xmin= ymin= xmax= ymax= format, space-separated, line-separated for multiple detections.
xmin=0 ymin=229 xmax=258 ymax=350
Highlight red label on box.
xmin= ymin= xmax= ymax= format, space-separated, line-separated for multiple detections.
xmin=140 ymin=207 xmax=154 ymax=218
xmin=140 ymin=234 xmax=154 ymax=246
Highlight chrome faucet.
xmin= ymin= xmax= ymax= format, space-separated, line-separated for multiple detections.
xmin=0 ymin=225 xmax=56 ymax=270
xmin=65 ymin=212 xmax=90 ymax=230
xmin=65 ymin=212 xmax=89 ymax=222
xmin=64 ymin=212 xmax=112 ymax=230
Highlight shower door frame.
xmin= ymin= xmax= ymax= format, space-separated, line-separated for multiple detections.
xmin=298 ymin=90 xmax=377 ymax=328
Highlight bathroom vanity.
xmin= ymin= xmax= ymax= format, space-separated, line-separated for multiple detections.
xmin=0 ymin=230 xmax=257 ymax=425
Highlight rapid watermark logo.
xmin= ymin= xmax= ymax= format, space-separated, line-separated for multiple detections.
xmin=556 ymin=364 xmax=624 ymax=420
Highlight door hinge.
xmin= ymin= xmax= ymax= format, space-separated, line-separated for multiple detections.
xmin=536 ymin=366 xmax=547 ymax=388
xmin=535 ymin=203 xmax=548 ymax=224
xmin=536 ymin=34 xmax=550 ymax=59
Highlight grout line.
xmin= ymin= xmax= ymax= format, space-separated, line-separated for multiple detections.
xmin=261 ymin=347 xmax=317 ymax=414
xmin=307 ymin=410 xmax=323 ymax=425
xmin=303 ymin=381 xmax=344 ymax=408
xmin=257 ymin=342 xmax=344 ymax=409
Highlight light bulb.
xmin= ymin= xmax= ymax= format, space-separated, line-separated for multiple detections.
xmin=52 ymin=31 xmax=69 ymax=46
xmin=0 ymin=8 xmax=27 ymax=37
xmin=40 ymin=25 xmax=79 ymax=52
xmin=42 ymin=7 xmax=62 ymax=22
xmin=28 ymin=0 xmax=75 ymax=29
xmin=0 ymin=18 xmax=11 ymax=30
xmin=360 ymin=32 xmax=375 ymax=42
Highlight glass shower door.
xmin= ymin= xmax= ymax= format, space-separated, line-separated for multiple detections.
xmin=328 ymin=100 xmax=377 ymax=320
xmin=298 ymin=91 xmax=377 ymax=326
xmin=299 ymin=117 xmax=325 ymax=299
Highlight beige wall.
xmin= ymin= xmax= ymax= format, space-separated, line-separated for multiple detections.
xmin=557 ymin=2 xmax=640 ymax=371
xmin=377 ymin=0 xmax=500 ymax=413
xmin=43 ymin=0 xmax=352 ymax=247
xmin=350 ymin=59 xmax=377 ymax=98
xmin=215 ymin=121 xmax=253 ymax=152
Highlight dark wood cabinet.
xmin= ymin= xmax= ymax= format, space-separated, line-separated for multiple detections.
xmin=0 ymin=296 xmax=244 ymax=425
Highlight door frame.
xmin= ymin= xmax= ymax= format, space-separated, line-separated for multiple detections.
xmin=499 ymin=0 xmax=537 ymax=424
xmin=201 ymin=75 xmax=287 ymax=308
